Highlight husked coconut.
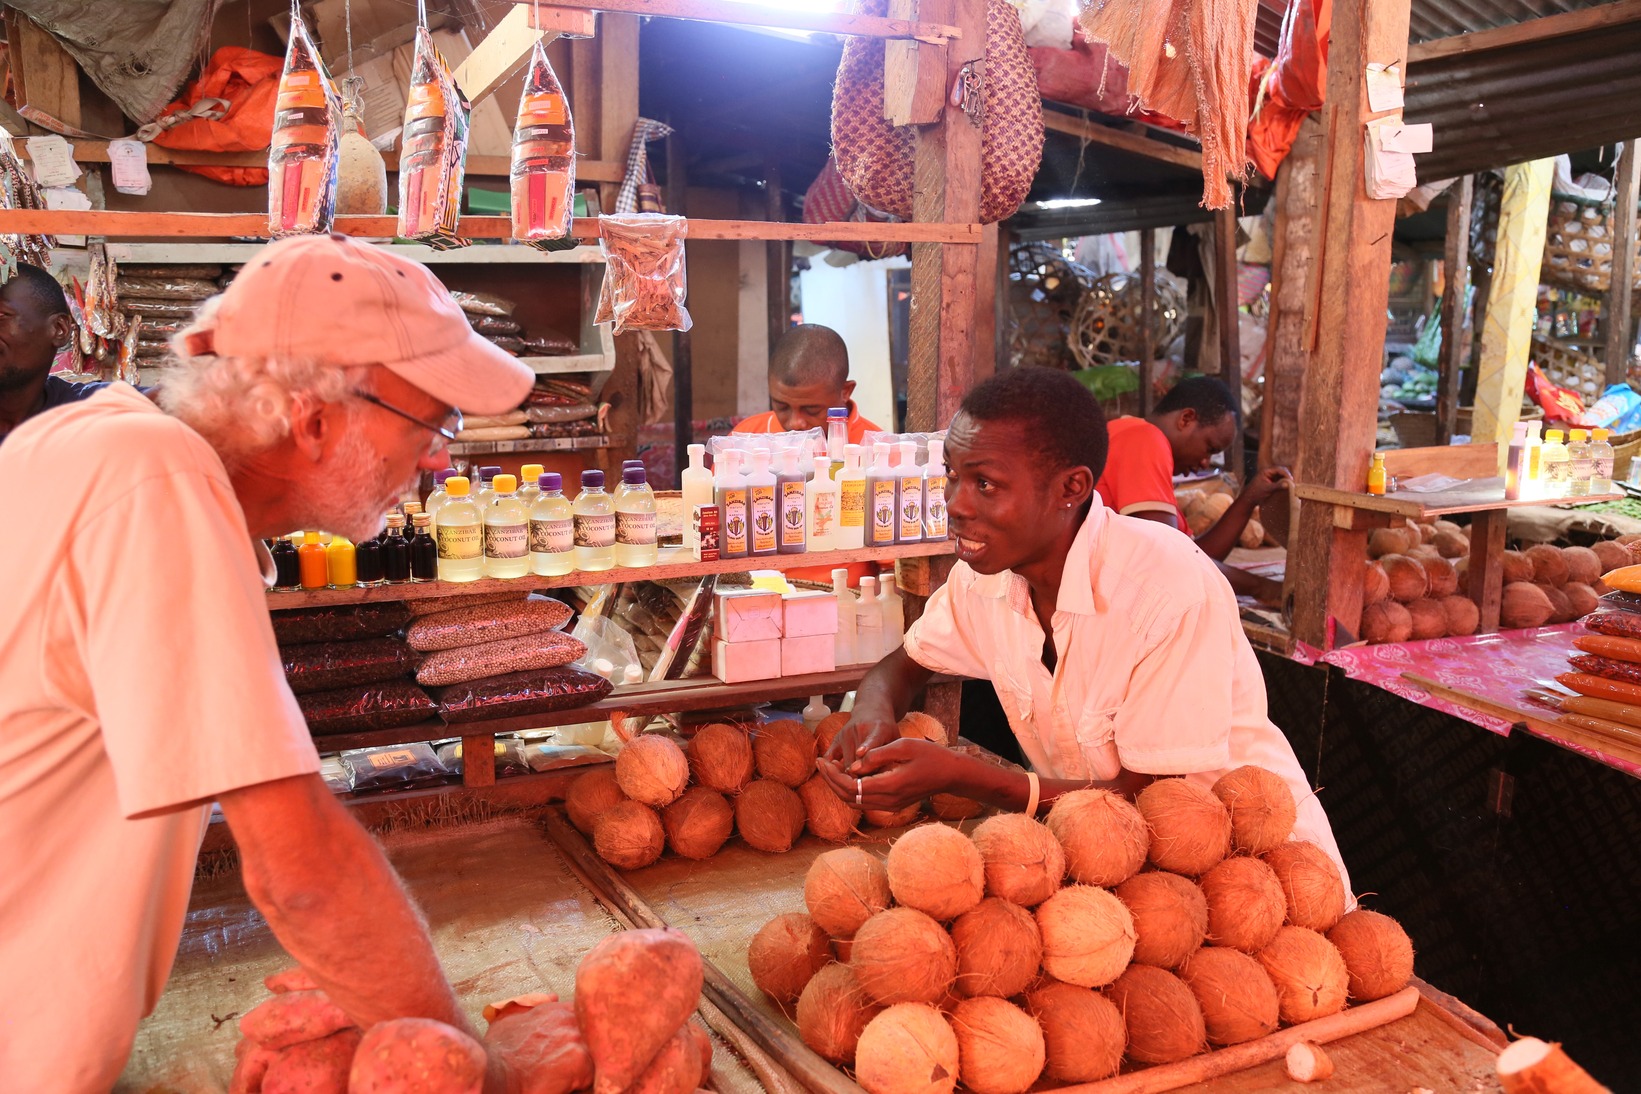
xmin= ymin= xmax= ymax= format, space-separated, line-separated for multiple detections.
xmin=928 ymin=793 xmax=986 ymax=821
xmin=804 ymin=847 xmax=891 ymax=937
xmin=686 ymin=723 xmax=754 ymax=793
xmin=615 ymin=735 xmax=690 ymax=807
xmin=797 ymin=963 xmax=883 ymax=1064
xmin=1256 ymin=926 xmax=1349 ymax=1023
xmin=949 ymin=997 xmax=1045 ymax=1094
xmin=851 ymin=907 xmax=958 ymax=1005
xmin=814 ymin=712 xmax=851 ymax=755
xmin=854 ymin=1004 xmax=959 ymax=1094
xmin=950 ymin=898 xmax=1043 ymax=998
xmin=1178 ymin=947 xmax=1280 ymax=1045
xmin=1562 ymin=545 xmax=1601 ymax=586
xmin=1541 ymin=583 xmax=1575 ymax=624
xmin=1023 ymin=980 xmax=1124 ymax=1082
xmin=754 ymin=721 xmax=818 ymax=787
xmin=1562 ymin=582 xmax=1599 ymax=619
xmin=1262 ymin=841 xmax=1347 ymax=932
xmin=1034 ymin=885 xmax=1135 ymax=988
xmin=735 ymin=780 xmax=807 ymax=853
xmin=1501 ymin=582 xmax=1555 ymax=629
xmin=1044 ymin=789 xmax=1148 ymax=886
xmin=798 ymin=774 xmax=861 ymax=843
xmin=662 ymin=787 xmax=734 ymax=860
xmin=1591 ymin=539 xmax=1632 ymax=574
xmin=1105 ymin=965 xmax=1207 ymax=1065
xmin=749 ymin=913 xmax=832 ymax=1004
xmin=1211 ymin=765 xmax=1296 ymax=855
xmin=1326 ymin=908 xmax=1415 ymax=1001
xmin=1525 ymin=544 xmax=1570 ymax=586
xmin=592 ymin=800 xmax=665 ymax=870
xmin=566 ymin=768 xmax=628 ymax=836
xmin=1199 ymin=856 xmax=1287 ymax=953
xmin=1136 ymin=779 xmax=1231 ymax=876
xmin=886 ymin=824 xmax=985 ymax=920
xmin=1419 ymin=555 xmax=1459 ymax=598
xmin=898 ymin=711 xmax=949 ymax=743
xmin=1406 ymin=598 xmax=1447 ymax=640
xmin=1363 ymin=561 xmax=1390 ymax=604
xmin=1379 ymin=555 xmax=1429 ymax=603
xmin=1500 ymin=550 xmax=1535 ymax=584
xmin=1440 ymin=595 xmax=1480 ymax=637
xmin=1367 ymin=528 xmax=1411 ymax=558
xmin=1360 ymin=601 xmax=1413 ymax=644
xmin=1115 ymin=871 xmax=1208 ymax=969
xmin=863 ymin=802 xmax=924 ymax=828
xmin=970 ymin=813 xmax=1066 ymax=907
xmin=1432 ymin=530 xmax=1470 ymax=559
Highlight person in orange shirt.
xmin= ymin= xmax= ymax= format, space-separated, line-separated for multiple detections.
xmin=1096 ymin=377 xmax=1291 ymax=604
xmin=733 ymin=324 xmax=881 ymax=441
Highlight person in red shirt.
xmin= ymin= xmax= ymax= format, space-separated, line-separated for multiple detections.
xmin=733 ymin=324 xmax=881 ymax=441
xmin=1096 ymin=376 xmax=1291 ymax=603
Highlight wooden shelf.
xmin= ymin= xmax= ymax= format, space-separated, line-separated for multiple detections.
xmin=1293 ymin=479 xmax=1624 ymax=519
xmin=448 ymin=434 xmax=610 ymax=456
xmin=98 ymin=241 xmax=607 ymax=266
xmin=522 ymin=354 xmax=610 ymax=374
xmin=533 ymin=0 xmax=962 ymax=41
xmin=268 ymin=540 xmax=953 ymax=609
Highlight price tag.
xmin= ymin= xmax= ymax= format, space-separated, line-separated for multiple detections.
xmin=367 ymin=749 xmax=417 ymax=769
xmin=108 ymin=139 xmax=152 ymax=196
xmin=1366 ymin=63 xmax=1404 ymax=112
xmin=26 ymin=135 xmax=79 ymax=188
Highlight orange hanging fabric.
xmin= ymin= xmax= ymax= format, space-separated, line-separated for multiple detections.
xmin=149 ymin=48 xmax=283 ymax=186
xmin=1246 ymin=0 xmax=1331 ymax=179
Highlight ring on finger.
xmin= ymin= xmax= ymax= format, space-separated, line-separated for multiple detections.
xmin=855 ymin=777 xmax=863 ymax=807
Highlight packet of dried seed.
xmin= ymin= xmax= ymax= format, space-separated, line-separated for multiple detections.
xmin=511 ymin=38 xmax=576 ymax=247
xmin=267 ymin=13 xmax=341 ymax=237
xmin=397 ymin=25 xmax=471 ymax=250
xmin=595 ymin=213 xmax=693 ymax=333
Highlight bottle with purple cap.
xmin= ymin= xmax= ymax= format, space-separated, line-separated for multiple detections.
xmin=573 ymin=469 xmax=616 ymax=571
xmin=615 ymin=465 xmax=658 ymax=567
xmin=424 ymin=467 xmax=457 ymax=521
xmin=530 ymin=472 xmax=575 ymax=576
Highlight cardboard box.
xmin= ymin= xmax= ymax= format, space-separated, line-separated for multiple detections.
xmin=782 ymin=591 xmax=838 ymax=638
xmin=713 ymin=637 xmax=781 ymax=684
xmin=714 ymin=590 xmax=783 ymax=642
xmin=781 ymin=634 xmax=837 ymax=676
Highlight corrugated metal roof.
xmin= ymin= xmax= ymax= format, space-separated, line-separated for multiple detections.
xmin=1409 ymin=0 xmax=1611 ymax=42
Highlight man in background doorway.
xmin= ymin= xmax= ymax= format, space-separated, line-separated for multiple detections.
xmin=0 ymin=262 xmax=102 ymax=445
xmin=1096 ymin=375 xmax=1290 ymax=604
xmin=734 ymin=323 xmax=881 ymax=440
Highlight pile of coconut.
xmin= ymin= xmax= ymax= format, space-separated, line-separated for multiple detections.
xmin=567 ymin=712 xmax=972 ymax=870
xmin=747 ymin=766 xmax=1415 ymax=1094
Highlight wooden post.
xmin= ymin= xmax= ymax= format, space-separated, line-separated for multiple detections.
xmin=1437 ymin=176 xmax=1475 ymax=444
xmin=1140 ymin=227 xmax=1157 ymax=417
xmin=1261 ymin=117 xmax=1323 ymax=474
xmin=1214 ymin=206 xmax=1245 ymax=477
xmin=766 ymin=159 xmax=789 ymax=355
xmin=1605 ymin=141 xmax=1640 ymax=385
xmin=668 ymin=127 xmax=693 ymax=474
xmin=1289 ymin=0 xmax=1415 ymax=648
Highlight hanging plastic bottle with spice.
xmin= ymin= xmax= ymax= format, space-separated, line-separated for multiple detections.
xmin=510 ymin=38 xmax=576 ymax=246
xmin=267 ymin=9 xmax=341 ymax=237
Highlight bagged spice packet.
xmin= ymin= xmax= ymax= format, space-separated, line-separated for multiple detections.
xmin=511 ymin=39 xmax=577 ymax=247
xmin=397 ymin=25 xmax=471 ymax=249
xmin=595 ymin=213 xmax=693 ymax=333
xmin=267 ymin=13 xmax=341 ymax=237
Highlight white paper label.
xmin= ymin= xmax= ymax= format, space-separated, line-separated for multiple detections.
xmin=27 ymin=136 xmax=79 ymax=188
xmin=1365 ymin=63 xmax=1404 ymax=112
xmin=108 ymin=139 xmax=152 ymax=196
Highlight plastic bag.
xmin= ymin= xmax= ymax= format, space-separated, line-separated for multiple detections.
xmin=433 ymin=665 xmax=614 ymax=723
xmin=297 ymin=681 xmax=437 ymax=735
xmin=436 ymin=737 xmax=535 ymax=778
xmin=1526 ymin=362 xmax=1585 ymax=423
xmin=1576 ymin=384 xmax=1641 ymax=430
xmin=280 ymin=637 xmax=419 ymax=695
xmin=397 ymin=25 xmax=471 ymax=249
xmin=339 ymin=743 xmax=453 ymax=792
xmin=571 ymin=609 xmax=641 ymax=681
xmin=511 ymin=39 xmax=577 ymax=246
xmin=405 ymin=596 xmax=573 ymax=653
xmin=525 ymin=403 xmax=597 ymax=424
xmin=114 ymin=276 xmax=219 ymax=301
xmin=271 ymin=602 xmax=412 ymax=645
xmin=595 ymin=214 xmax=693 ymax=333
xmin=450 ymin=290 xmax=515 ymax=317
xmin=267 ymin=13 xmax=341 ymax=237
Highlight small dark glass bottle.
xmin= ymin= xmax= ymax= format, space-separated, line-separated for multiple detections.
xmin=409 ymin=512 xmax=438 ymax=581
xmin=354 ymin=527 xmax=385 ymax=585
xmin=271 ymin=535 xmax=301 ymax=589
xmin=381 ymin=512 xmax=412 ymax=583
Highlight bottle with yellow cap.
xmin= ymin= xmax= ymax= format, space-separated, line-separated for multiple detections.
xmin=518 ymin=464 xmax=545 ymax=508
xmin=1541 ymin=429 xmax=1569 ymax=497
xmin=325 ymin=534 xmax=357 ymax=587
xmin=436 ymin=476 xmax=484 ymax=582
xmin=1591 ymin=428 xmax=1615 ymax=493
xmin=485 ymin=473 xmax=530 ymax=578
xmin=1567 ymin=428 xmax=1593 ymax=497
xmin=298 ymin=530 xmax=328 ymax=589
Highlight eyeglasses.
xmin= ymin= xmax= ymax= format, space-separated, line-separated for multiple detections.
xmin=350 ymin=390 xmax=463 ymax=455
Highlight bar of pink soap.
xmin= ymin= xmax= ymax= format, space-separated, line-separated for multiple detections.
xmin=714 ymin=590 xmax=784 ymax=642
xmin=782 ymin=591 xmax=839 ymax=638
xmin=713 ymin=637 xmax=781 ymax=683
xmin=781 ymin=634 xmax=837 ymax=677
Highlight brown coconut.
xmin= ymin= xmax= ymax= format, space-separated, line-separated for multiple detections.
xmin=898 ymin=711 xmax=949 ymax=743
xmin=686 ymin=723 xmax=754 ymax=794
xmin=1591 ymin=539 xmax=1632 ymax=574
xmin=615 ymin=735 xmax=690 ymax=807
xmin=1256 ymin=926 xmax=1350 ymax=1024
xmin=592 ymin=800 xmax=664 ymax=870
xmin=1023 ymin=980 xmax=1125 ymax=1083
xmin=814 ymin=711 xmax=852 ymax=755
xmin=1406 ymin=544 xmax=1441 ymax=563
xmin=662 ymin=787 xmax=734 ymax=860
xmin=949 ymin=997 xmax=1045 ymax=1094
xmin=1212 ymin=765 xmax=1298 ymax=855
xmin=735 ymin=779 xmax=807 ymax=853
xmin=951 ymin=897 xmax=1043 ymax=998
xmin=1199 ymin=856 xmax=1287 ymax=953
xmin=1105 ymin=965 xmax=1207 ymax=1065
xmin=1416 ymin=522 xmax=1438 ymax=544
xmin=854 ymin=1004 xmax=959 ymax=1094
xmin=796 ymin=963 xmax=883 ymax=1064
xmin=1406 ymin=598 xmax=1448 ymax=640
xmin=1433 ymin=529 xmax=1470 ymax=559
xmin=1501 ymin=582 xmax=1555 ymax=629
xmin=1136 ymin=778 xmax=1231 ymax=876
xmin=1440 ymin=595 xmax=1481 ymax=637
xmin=749 ymin=913 xmax=832 ymax=1004
xmin=1562 ymin=545 xmax=1602 ymax=586
xmin=886 ymin=823 xmax=985 ymax=920
xmin=1419 ymin=555 xmax=1459 ymax=598
xmin=1327 ymin=909 xmax=1415 ymax=1001
xmin=1044 ymin=788 xmax=1148 ymax=886
xmin=1360 ymin=600 xmax=1413 ymax=644
xmin=970 ymin=813 xmax=1067 ymax=907
xmin=805 ymin=847 xmax=891 ymax=938
xmin=1540 ymin=583 xmax=1575 ymax=624
xmin=1366 ymin=527 xmax=1411 ymax=558
xmin=1379 ymin=554 xmax=1429 ymax=603
xmin=1034 ymin=885 xmax=1135 ymax=988
xmin=1525 ymin=544 xmax=1570 ymax=586
xmin=1116 ymin=871 xmax=1209 ymax=969
xmin=1261 ymin=841 xmax=1347 ymax=932
xmin=566 ymin=768 xmax=628 ymax=836
xmin=851 ymin=907 xmax=958 ymax=1005
xmin=1363 ymin=561 xmax=1390 ymax=605
xmin=754 ymin=721 xmax=818 ymax=788
xmin=1501 ymin=550 xmax=1535 ymax=584
xmin=832 ymin=936 xmax=854 ymax=962
xmin=1563 ymin=582 xmax=1599 ymax=619
xmin=798 ymin=774 xmax=861 ymax=843
xmin=1179 ymin=946 xmax=1281 ymax=1046
xmin=863 ymin=802 xmax=924 ymax=828
xmin=928 ymin=793 xmax=986 ymax=821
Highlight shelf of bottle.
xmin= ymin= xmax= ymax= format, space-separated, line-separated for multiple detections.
xmin=447 ymin=434 xmax=610 ymax=457
xmin=267 ymin=540 xmax=954 ymax=610
xmin=87 ymin=241 xmax=609 ymax=266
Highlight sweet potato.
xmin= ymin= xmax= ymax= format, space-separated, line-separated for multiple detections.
xmin=484 ymin=1000 xmax=594 ymax=1094
xmin=349 ymin=1018 xmax=487 ymax=1094
xmin=625 ymin=1022 xmax=706 ymax=1094
xmin=264 ymin=968 xmax=321 ymax=994
xmin=482 ymin=992 xmax=560 ymax=1024
xmin=230 ymin=1042 xmax=281 ymax=1094
xmin=575 ymin=928 xmax=705 ymax=1094
xmin=262 ymin=1029 xmax=362 ymax=1094
xmin=239 ymin=991 xmax=354 ymax=1050
xmin=688 ymin=1020 xmax=713 ymax=1076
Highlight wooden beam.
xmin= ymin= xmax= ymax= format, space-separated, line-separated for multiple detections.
xmin=1140 ymin=226 xmax=1157 ymax=417
xmin=1408 ymin=0 xmax=1641 ymax=63
xmin=1289 ymin=0 xmax=1413 ymax=648
xmin=5 ymin=11 xmax=84 ymax=137
xmin=530 ymin=0 xmax=961 ymax=40
xmin=1605 ymin=141 xmax=1640 ymax=385
xmin=1214 ymin=206 xmax=1244 ymax=476
xmin=668 ymin=126 xmax=693 ymax=479
xmin=884 ymin=0 xmax=947 ymax=125
xmin=1041 ymin=109 xmax=1203 ymax=172
xmin=1437 ymin=175 xmax=1475 ymax=443
xmin=599 ymin=12 xmax=641 ymax=212
xmin=453 ymin=3 xmax=552 ymax=107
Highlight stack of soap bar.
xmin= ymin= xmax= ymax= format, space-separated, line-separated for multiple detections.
xmin=712 ymin=590 xmax=784 ymax=683
xmin=781 ymin=590 xmax=838 ymax=675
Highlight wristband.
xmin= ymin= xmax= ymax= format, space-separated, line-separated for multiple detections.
xmin=1025 ymin=771 xmax=1041 ymax=818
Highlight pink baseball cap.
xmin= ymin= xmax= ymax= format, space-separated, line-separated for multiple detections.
xmin=178 ymin=233 xmax=536 ymax=416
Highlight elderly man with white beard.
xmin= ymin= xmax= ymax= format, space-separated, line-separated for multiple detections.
xmin=0 ymin=234 xmax=535 ymax=1091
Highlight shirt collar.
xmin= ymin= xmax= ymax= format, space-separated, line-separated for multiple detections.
xmin=967 ymin=503 xmax=1106 ymax=619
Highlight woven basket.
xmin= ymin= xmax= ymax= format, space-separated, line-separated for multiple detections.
xmin=832 ymin=0 xmax=1045 ymax=225
xmin=1533 ymin=333 xmax=1606 ymax=405
xmin=1542 ymin=194 xmax=1641 ymax=297
xmin=1069 ymin=270 xmax=1186 ymax=368
xmin=1007 ymin=242 xmax=1093 ymax=370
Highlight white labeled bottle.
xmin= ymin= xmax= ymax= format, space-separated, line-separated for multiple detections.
xmin=803 ymin=695 xmax=831 ymax=733
xmin=747 ymin=448 xmax=779 ymax=557
xmin=879 ymin=572 xmax=905 ymax=652
xmin=854 ymin=575 xmax=883 ymax=663
xmin=517 ymin=463 xmax=544 ymax=509
xmin=573 ymin=469 xmax=616 ymax=571
xmin=896 ymin=440 xmax=924 ymax=544
xmin=832 ymin=567 xmax=856 ymax=669
xmin=924 ymin=436 xmax=949 ymax=540
xmin=424 ymin=468 xmax=455 ymax=522
xmin=1567 ymin=428 xmax=1593 ymax=497
xmin=837 ymin=444 xmax=867 ymax=550
xmin=826 ymin=407 xmax=850 ymax=463
xmin=681 ymin=443 xmax=714 ymax=554
xmin=807 ymin=454 xmax=839 ymax=552
xmin=435 ymin=474 xmax=484 ymax=582
xmin=1541 ymin=429 xmax=1570 ymax=497
xmin=1591 ymin=428 xmax=1615 ymax=494
xmin=1524 ymin=419 xmax=1544 ymax=496
xmin=865 ymin=443 xmax=899 ymax=548
xmin=777 ymin=447 xmax=807 ymax=554
xmin=717 ymin=449 xmax=749 ymax=560
xmin=484 ymin=473 xmax=530 ymax=578
xmin=529 ymin=472 xmax=575 ymax=576
xmin=615 ymin=465 xmax=659 ymax=567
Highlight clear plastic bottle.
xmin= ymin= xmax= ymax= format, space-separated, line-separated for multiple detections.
xmin=826 ymin=407 xmax=850 ymax=464
xmin=1591 ymin=428 xmax=1615 ymax=494
xmin=832 ymin=568 xmax=856 ymax=668
xmin=529 ymin=473 xmax=576 ymax=576
xmin=298 ymin=530 xmax=328 ymax=589
xmin=865 ymin=443 xmax=898 ymax=548
xmin=382 ymin=512 xmax=413 ymax=583
xmin=879 ymin=573 xmax=905 ymax=651
xmin=612 ymin=460 xmax=643 ymax=506
xmin=716 ymin=449 xmax=749 ymax=560
xmin=484 ymin=473 xmax=530 ymax=578
xmin=806 ymin=454 xmax=839 ymax=552
xmin=325 ymin=535 xmax=357 ymax=587
xmin=746 ymin=449 xmax=779 ymax=557
xmin=1541 ymin=429 xmax=1570 ymax=497
xmin=475 ymin=466 xmax=503 ymax=510
xmin=680 ymin=443 xmax=714 ymax=554
xmin=517 ymin=463 xmax=545 ymax=508
xmin=923 ymin=437 xmax=948 ymax=540
xmin=1567 ymin=428 xmax=1593 ymax=498
xmin=424 ymin=468 xmax=456 ymax=522
xmin=1524 ymin=419 xmax=1544 ymax=495
xmin=573 ymin=469 xmax=616 ymax=571
xmin=896 ymin=440 xmax=924 ymax=544
xmin=615 ymin=466 xmax=659 ymax=568
xmin=837 ymin=444 xmax=867 ymax=550
xmin=435 ymin=476 xmax=484 ymax=582
xmin=854 ymin=575 xmax=883 ymax=663
xmin=777 ymin=448 xmax=807 ymax=554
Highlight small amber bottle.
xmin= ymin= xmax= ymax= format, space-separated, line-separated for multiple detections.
xmin=297 ymin=531 xmax=328 ymax=589
xmin=325 ymin=535 xmax=357 ymax=587
xmin=409 ymin=512 xmax=438 ymax=581
xmin=1366 ymin=453 xmax=1387 ymax=496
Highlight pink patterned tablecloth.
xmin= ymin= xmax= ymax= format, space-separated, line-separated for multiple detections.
xmin=1293 ymin=625 xmax=1641 ymax=780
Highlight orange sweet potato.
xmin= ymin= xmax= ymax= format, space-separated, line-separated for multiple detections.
xmin=239 ymin=991 xmax=354 ymax=1050
xmin=688 ymin=1020 xmax=713 ymax=1076
xmin=484 ymin=1000 xmax=594 ymax=1094
xmin=264 ymin=968 xmax=321 ymax=994
xmin=262 ymin=1028 xmax=362 ymax=1094
xmin=574 ymin=928 xmax=705 ymax=1094
xmin=349 ymin=1018 xmax=487 ymax=1094
xmin=625 ymin=1023 xmax=706 ymax=1094
xmin=230 ymin=1041 xmax=281 ymax=1094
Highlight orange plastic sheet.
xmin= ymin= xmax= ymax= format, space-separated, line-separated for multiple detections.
xmin=1246 ymin=0 xmax=1330 ymax=179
